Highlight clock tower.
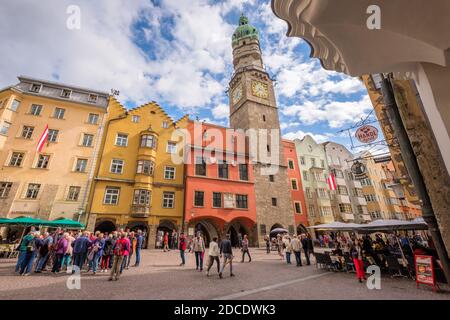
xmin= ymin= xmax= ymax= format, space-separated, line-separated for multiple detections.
xmin=229 ymin=14 xmax=295 ymax=246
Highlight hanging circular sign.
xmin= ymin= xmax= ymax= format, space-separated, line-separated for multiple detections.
xmin=351 ymin=161 xmax=366 ymax=177
xmin=355 ymin=125 xmax=379 ymax=143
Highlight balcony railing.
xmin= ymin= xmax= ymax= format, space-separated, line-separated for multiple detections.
xmin=130 ymin=204 xmax=150 ymax=218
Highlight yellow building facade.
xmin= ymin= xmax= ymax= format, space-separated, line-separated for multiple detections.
xmin=0 ymin=76 xmax=109 ymax=222
xmin=359 ymin=152 xmax=403 ymax=220
xmin=87 ymin=98 xmax=187 ymax=248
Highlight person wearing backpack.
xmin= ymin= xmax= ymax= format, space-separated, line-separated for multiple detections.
xmin=101 ymin=233 xmax=114 ymax=272
xmin=15 ymin=230 xmax=34 ymax=274
xmin=109 ymin=232 xmax=128 ymax=281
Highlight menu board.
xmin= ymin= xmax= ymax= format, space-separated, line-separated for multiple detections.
xmin=415 ymin=255 xmax=435 ymax=286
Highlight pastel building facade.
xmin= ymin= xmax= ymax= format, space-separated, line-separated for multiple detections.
xmin=183 ymin=121 xmax=257 ymax=246
xmin=0 ymin=76 xmax=108 ymax=222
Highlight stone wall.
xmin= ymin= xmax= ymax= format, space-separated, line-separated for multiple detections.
xmin=393 ymin=79 xmax=450 ymax=255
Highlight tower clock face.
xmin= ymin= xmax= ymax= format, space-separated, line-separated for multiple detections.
xmin=251 ymin=80 xmax=269 ymax=99
xmin=231 ymin=84 xmax=242 ymax=104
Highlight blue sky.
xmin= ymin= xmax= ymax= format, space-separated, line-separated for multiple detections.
xmin=0 ymin=0 xmax=386 ymax=155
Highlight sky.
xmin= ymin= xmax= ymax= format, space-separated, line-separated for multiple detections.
xmin=0 ymin=0 xmax=387 ymax=155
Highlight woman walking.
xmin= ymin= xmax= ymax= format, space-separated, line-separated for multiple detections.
xmin=193 ymin=233 xmax=205 ymax=271
xmin=351 ymin=239 xmax=366 ymax=283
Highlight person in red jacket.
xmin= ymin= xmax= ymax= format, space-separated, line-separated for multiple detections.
xmin=179 ymin=232 xmax=187 ymax=266
xmin=109 ymin=232 xmax=128 ymax=281
xmin=163 ymin=232 xmax=170 ymax=252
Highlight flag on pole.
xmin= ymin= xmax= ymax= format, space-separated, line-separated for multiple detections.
xmin=327 ymin=173 xmax=337 ymax=191
xmin=36 ymin=124 xmax=49 ymax=153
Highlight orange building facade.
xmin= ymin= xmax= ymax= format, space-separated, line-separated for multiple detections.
xmin=283 ymin=139 xmax=308 ymax=234
xmin=183 ymin=121 xmax=257 ymax=246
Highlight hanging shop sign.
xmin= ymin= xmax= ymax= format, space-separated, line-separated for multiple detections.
xmin=351 ymin=161 xmax=367 ymax=179
xmin=415 ymin=255 xmax=438 ymax=291
xmin=355 ymin=125 xmax=379 ymax=143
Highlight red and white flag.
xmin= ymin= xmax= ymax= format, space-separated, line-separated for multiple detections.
xmin=36 ymin=124 xmax=49 ymax=153
xmin=327 ymin=173 xmax=337 ymax=191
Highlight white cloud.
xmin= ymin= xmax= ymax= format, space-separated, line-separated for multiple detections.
xmin=283 ymin=130 xmax=331 ymax=143
xmin=212 ymin=103 xmax=229 ymax=119
xmin=281 ymin=95 xmax=372 ymax=128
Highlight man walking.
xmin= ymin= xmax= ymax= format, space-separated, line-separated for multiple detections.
xmin=178 ymin=232 xmax=187 ymax=266
xmin=134 ymin=230 xmax=144 ymax=267
xmin=219 ymin=234 xmax=234 ymax=279
xmin=109 ymin=232 xmax=127 ymax=281
xmin=206 ymin=237 xmax=220 ymax=276
xmin=291 ymin=235 xmax=303 ymax=267
xmin=193 ymin=233 xmax=205 ymax=271
xmin=301 ymin=234 xmax=311 ymax=265
xmin=240 ymin=234 xmax=251 ymax=262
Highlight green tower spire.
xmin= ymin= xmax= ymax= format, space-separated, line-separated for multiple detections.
xmin=232 ymin=13 xmax=259 ymax=46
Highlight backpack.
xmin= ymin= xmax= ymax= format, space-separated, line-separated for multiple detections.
xmin=114 ymin=240 xmax=123 ymax=256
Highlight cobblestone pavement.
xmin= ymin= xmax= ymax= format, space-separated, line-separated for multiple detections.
xmin=0 ymin=249 xmax=449 ymax=300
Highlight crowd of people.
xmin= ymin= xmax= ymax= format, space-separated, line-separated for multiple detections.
xmin=316 ymin=232 xmax=435 ymax=282
xmin=264 ymin=233 xmax=314 ymax=267
xmin=14 ymin=227 xmax=145 ymax=281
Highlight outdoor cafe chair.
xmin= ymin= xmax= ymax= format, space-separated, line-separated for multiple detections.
xmin=385 ymin=255 xmax=408 ymax=278
xmin=343 ymin=254 xmax=356 ymax=273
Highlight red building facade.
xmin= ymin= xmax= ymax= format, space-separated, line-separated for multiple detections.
xmin=183 ymin=121 xmax=257 ymax=246
xmin=282 ymin=139 xmax=309 ymax=234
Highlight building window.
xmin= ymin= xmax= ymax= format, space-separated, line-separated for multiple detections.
xmin=267 ymin=144 xmax=270 ymax=153
xmin=195 ymin=157 xmax=206 ymax=176
xmin=357 ymin=205 xmax=366 ymax=215
xmin=291 ymin=179 xmax=298 ymax=190
xmin=269 ymin=175 xmax=274 ymax=182
xmin=110 ymin=159 xmax=124 ymax=174
xmin=360 ymin=178 xmax=372 ymax=186
xmin=162 ymin=192 xmax=175 ymax=208
xmin=305 ymin=187 xmax=312 ymax=199
xmin=311 ymin=158 xmax=316 ymax=167
xmin=53 ymin=107 xmax=66 ymax=119
xmin=213 ymin=192 xmax=222 ymax=208
xmin=300 ymin=156 xmax=305 ymax=165
xmin=194 ymin=191 xmax=204 ymax=207
xmin=339 ymin=203 xmax=352 ymax=213
xmin=166 ymin=141 xmax=177 ymax=154
xmin=132 ymin=115 xmax=140 ymax=123
xmin=320 ymin=160 xmax=325 ymax=168
xmin=271 ymin=197 xmax=277 ymax=206
xmin=288 ymin=160 xmax=294 ymax=169
xmin=29 ymin=83 xmax=42 ymax=93
xmin=21 ymin=126 xmax=34 ymax=139
xmin=9 ymin=152 xmax=24 ymax=167
xmin=133 ymin=189 xmax=151 ymax=205
xmin=320 ymin=206 xmax=332 ymax=216
xmin=162 ymin=121 xmax=169 ymax=128
xmin=136 ymin=160 xmax=154 ymax=176
xmin=88 ymin=94 xmax=98 ymax=103
xmin=140 ymin=134 xmax=156 ymax=148
xmin=337 ymin=185 xmax=348 ymax=195
xmin=317 ymin=188 xmax=328 ymax=198
xmin=236 ymin=194 xmax=248 ymax=209
xmin=104 ymin=187 xmax=120 ymax=205
xmin=67 ymin=186 xmax=81 ymax=201
xmin=294 ymin=202 xmax=302 ymax=214
xmin=115 ymin=133 xmax=128 ymax=147
xmin=262 ymin=115 xmax=266 ymax=122
xmin=26 ymin=183 xmax=41 ymax=199
xmin=75 ymin=159 xmax=88 ymax=172
xmin=48 ymin=129 xmax=59 ymax=142
xmin=302 ymin=170 xmax=308 ymax=181
xmin=60 ymin=89 xmax=72 ymax=98
xmin=88 ymin=113 xmax=99 ymax=124
xmin=36 ymin=154 xmax=50 ymax=169
xmin=0 ymin=182 xmax=12 ymax=198
xmin=82 ymin=134 xmax=94 ymax=147
xmin=239 ymin=164 xmax=248 ymax=181
xmin=218 ymin=161 xmax=229 ymax=179
xmin=164 ymin=166 xmax=175 ymax=179
xmin=309 ymin=205 xmax=315 ymax=217
xmin=0 ymin=121 xmax=11 ymax=135
xmin=30 ymin=104 xmax=43 ymax=116
xmin=364 ymin=194 xmax=377 ymax=202
xmin=333 ymin=169 xmax=344 ymax=178
xmin=10 ymin=99 xmax=21 ymax=111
